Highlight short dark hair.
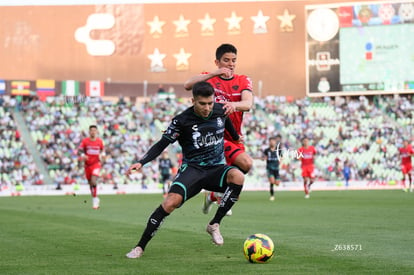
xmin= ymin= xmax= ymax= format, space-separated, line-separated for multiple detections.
xmin=89 ymin=125 xmax=97 ymax=130
xmin=216 ymin=43 xmax=237 ymax=60
xmin=192 ymin=81 xmax=215 ymax=98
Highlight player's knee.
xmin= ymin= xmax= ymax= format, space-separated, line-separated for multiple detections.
xmin=162 ymin=193 xmax=182 ymax=213
xmin=234 ymin=153 xmax=253 ymax=173
xmin=227 ymin=168 xmax=244 ymax=185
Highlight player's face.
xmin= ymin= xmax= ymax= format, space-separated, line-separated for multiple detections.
xmin=269 ymin=139 xmax=276 ymax=147
xmin=193 ymin=95 xmax=214 ymax=118
xmin=89 ymin=127 xmax=98 ymax=138
xmin=215 ymin=52 xmax=237 ymax=75
xmin=302 ymin=138 xmax=308 ymax=147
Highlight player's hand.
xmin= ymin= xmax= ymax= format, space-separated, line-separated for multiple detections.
xmin=236 ymin=135 xmax=244 ymax=144
xmin=126 ymin=163 xmax=142 ymax=175
xmin=79 ymin=155 xmax=88 ymax=162
xmin=222 ymin=102 xmax=236 ymax=115
xmin=214 ymin=67 xmax=233 ymax=78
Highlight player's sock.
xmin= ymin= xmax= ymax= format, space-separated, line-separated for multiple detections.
xmin=270 ymin=184 xmax=274 ymax=196
xmin=90 ymin=185 xmax=97 ymax=197
xmin=304 ymin=182 xmax=309 ymax=195
xmin=137 ymin=205 xmax=170 ymax=250
xmin=209 ymin=192 xmax=218 ymax=202
xmin=209 ymin=183 xmax=242 ymax=225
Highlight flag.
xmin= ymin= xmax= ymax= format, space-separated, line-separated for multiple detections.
xmin=36 ymin=79 xmax=56 ymax=101
xmin=61 ymin=80 xmax=80 ymax=96
xmin=86 ymin=81 xmax=104 ymax=97
xmin=11 ymin=80 xmax=30 ymax=95
xmin=0 ymin=80 xmax=5 ymax=95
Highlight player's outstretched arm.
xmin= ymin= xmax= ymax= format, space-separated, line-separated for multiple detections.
xmin=184 ymin=68 xmax=232 ymax=90
xmin=126 ymin=137 xmax=170 ymax=175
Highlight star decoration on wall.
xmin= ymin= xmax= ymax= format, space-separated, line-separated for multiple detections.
xmin=147 ymin=16 xmax=166 ymax=37
xmin=225 ymin=11 xmax=243 ymax=33
xmin=277 ymin=9 xmax=296 ymax=32
xmin=251 ymin=10 xmax=270 ymax=34
xmin=148 ymin=48 xmax=166 ymax=72
xmin=198 ymin=13 xmax=216 ymax=35
xmin=173 ymin=48 xmax=192 ymax=71
xmin=173 ymin=14 xmax=191 ymax=34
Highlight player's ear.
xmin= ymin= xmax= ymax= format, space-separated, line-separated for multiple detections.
xmin=191 ymin=97 xmax=195 ymax=104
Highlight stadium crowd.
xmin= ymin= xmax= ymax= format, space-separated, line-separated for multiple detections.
xmin=0 ymin=97 xmax=44 ymax=191
xmin=0 ymin=93 xmax=412 ymax=190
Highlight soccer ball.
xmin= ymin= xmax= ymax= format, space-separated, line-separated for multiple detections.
xmin=243 ymin=233 xmax=275 ymax=263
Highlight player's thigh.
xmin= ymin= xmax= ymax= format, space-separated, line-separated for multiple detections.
xmin=203 ymin=165 xmax=237 ymax=193
xmin=169 ymin=165 xmax=204 ymax=204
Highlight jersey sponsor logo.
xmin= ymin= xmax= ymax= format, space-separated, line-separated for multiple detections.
xmin=86 ymin=147 xmax=101 ymax=155
xmin=217 ymin=117 xmax=224 ymax=128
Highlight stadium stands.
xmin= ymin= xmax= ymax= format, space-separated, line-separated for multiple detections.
xmin=0 ymin=94 xmax=412 ymax=192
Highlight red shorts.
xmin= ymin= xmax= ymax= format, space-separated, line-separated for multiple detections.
xmin=302 ymin=165 xmax=315 ymax=178
xmin=224 ymin=140 xmax=245 ymax=165
xmin=84 ymin=163 xmax=101 ymax=181
xmin=401 ymin=163 xmax=412 ymax=174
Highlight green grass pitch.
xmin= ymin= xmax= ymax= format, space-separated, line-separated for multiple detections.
xmin=0 ymin=190 xmax=413 ymax=274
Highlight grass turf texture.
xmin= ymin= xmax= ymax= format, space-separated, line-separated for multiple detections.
xmin=0 ymin=190 xmax=413 ymax=274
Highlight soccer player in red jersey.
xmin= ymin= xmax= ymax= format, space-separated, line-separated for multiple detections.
xmin=399 ymin=140 xmax=413 ymax=192
xmin=298 ymin=137 xmax=317 ymax=199
xmin=184 ymin=43 xmax=253 ymax=214
xmin=78 ymin=125 xmax=104 ymax=209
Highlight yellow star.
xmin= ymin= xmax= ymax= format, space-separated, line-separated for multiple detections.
xmin=173 ymin=14 xmax=191 ymax=33
xmin=225 ymin=11 xmax=243 ymax=31
xmin=147 ymin=16 xmax=165 ymax=35
xmin=148 ymin=48 xmax=166 ymax=72
xmin=277 ymin=9 xmax=296 ymax=31
xmin=251 ymin=10 xmax=270 ymax=33
xmin=198 ymin=13 xmax=216 ymax=32
xmin=173 ymin=48 xmax=192 ymax=70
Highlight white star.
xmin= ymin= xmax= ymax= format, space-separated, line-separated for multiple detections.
xmin=148 ymin=48 xmax=166 ymax=72
xmin=251 ymin=10 xmax=270 ymax=33
xmin=198 ymin=13 xmax=216 ymax=32
xmin=173 ymin=48 xmax=192 ymax=68
xmin=173 ymin=14 xmax=191 ymax=33
xmin=277 ymin=9 xmax=296 ymax=31
xmin=225 ymin=11 xmax=243 ymax=31
xmin=147 ymin=16 xmax=166 ymax=35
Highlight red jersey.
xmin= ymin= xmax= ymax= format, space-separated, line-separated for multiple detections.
xmin=298 ymin=146 xmax=316 ymax=166
xmin=79 ymin=137 xmax=104 ymax=166
xmin=205 ymin=73 xmax=252 ymax=141
xmin=399 ymin=145 xmax=413 ymax=165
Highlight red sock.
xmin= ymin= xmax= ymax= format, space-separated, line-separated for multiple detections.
xmin=304 ymin=183 xmax=309 ymax=195
xmin=91 ymin=186 xmax=97 ymax=198
xmin=209 ymin=192 xmax=218 ymax=202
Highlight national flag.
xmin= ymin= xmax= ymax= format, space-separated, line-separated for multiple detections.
xmin=11 ymin=80 xmax=31 ymax=95
xmin=86 ymin=81 xmax=104 ymax=97
xmin=0 ymin=80 xmax=5 ymax=95
xmin=36 ymin=79 xmax=56 ymax=101
xmin=61 ymin=80 xmax=80 ymax=96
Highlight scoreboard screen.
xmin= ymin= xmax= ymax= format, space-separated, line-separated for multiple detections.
xmin=306 ymin=1 xmax=414 ymax=96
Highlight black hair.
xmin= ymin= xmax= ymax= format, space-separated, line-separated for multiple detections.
xmin=89 ymin=125 xmax=98 ymax=130
xmin=192 ymin=81 xmax=215 ymax=98
xmin=216 ymin=43 xmax=237 ymax=60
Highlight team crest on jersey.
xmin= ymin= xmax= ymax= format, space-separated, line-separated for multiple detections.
xmin=217 ymin=117 xmax=224 ymax=128
xmin=232 ymin=85 xmax=239 ymax=91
